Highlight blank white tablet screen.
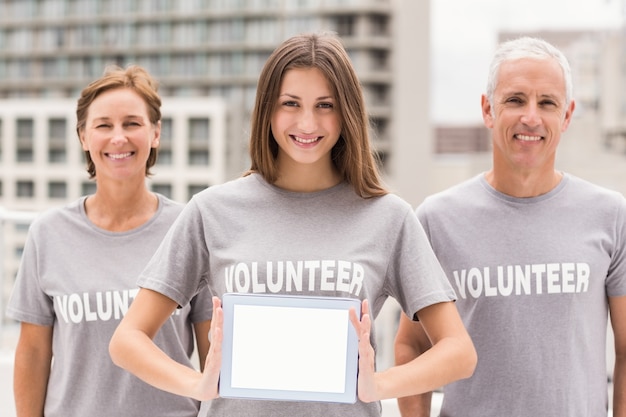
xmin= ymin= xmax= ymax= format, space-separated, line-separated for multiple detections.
xmin=231 ymin=304 xmax=349 ymax=393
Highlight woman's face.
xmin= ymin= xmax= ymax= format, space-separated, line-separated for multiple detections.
xmin=271 ymin=67 xmax=341 ymax=175
xmin=80 ymin=88 xmax=160 ymax=182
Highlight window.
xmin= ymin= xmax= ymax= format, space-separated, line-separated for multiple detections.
xmin=189 ymin=117 xmax=209 ymax=141
xmin=369 ymin=14 xmax=389 ymax=36
xmin=48 ymin=181 xmax=67 ymax=198
xmin=187 ymin=184 xmax=208 ymax=201
xmin=188 ymin=150 xmax=209 ymax=166
xmin=16 ymin=118 xmax=34 ymax=163
xmin=81 ymin=181 xmax=96 ymax=196
xmin=188 ymin=117 xmax=210 ymax=166
xmin=371 ymin=50 xmax=388 ymax=71
xmin=16 ymin=180 xmax=34 ymax=198
xmin=151 ymin=183 xmax=172 ymax=199
xmin=48 ymin=118 xmax=67 ymax=164
xmin=334 ymin=16 xmax=355 ymax=37
xmin=156 ymin=117 xmax=173 ymax=166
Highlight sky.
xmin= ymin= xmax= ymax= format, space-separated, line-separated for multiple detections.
xmin=430 ymin=0 xmax=625 ymax=124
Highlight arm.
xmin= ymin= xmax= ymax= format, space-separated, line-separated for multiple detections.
xmin=14 ymin=322 xmax=53 ymax=417
xmin=610 ymin=295 xmax=626 ymax=417
xmin=109 ymin=289 xmax=223 ymax=401
xmin=394 ymin=313 xmax=434 ymax=417
xmin=350 ymin=300 xmax=476 ymax=403
xmin=193 ymin=320 xmax=212 ymax=371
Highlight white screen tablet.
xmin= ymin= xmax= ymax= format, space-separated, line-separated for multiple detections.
xmin=219 ymin=293 xmax=361 ymax=403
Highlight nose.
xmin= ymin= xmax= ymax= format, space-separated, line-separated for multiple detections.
xmin=297 ymin=109 xmax=317 ymax=133
xmin=110 ymin=126 xmax=128 ymax=145
xmin=520 ymin=101 xmax=542 ymax=127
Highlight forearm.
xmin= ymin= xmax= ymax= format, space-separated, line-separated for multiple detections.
xmin=379 ymin=334 xmax=475 ymax=400
xmin=395 ymin=336 xmax=432 ymax=417
xmin=110 ymin=327 xmax=204 ymax=399
xmin=397 ymin=392 xmax=432 ymax=417
xmin=14 ymin=348 xmax=50 ymax=417
xmin=614 ymin=355 xmax=626 ymax=417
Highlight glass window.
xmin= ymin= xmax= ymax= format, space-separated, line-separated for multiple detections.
xmin=371 ymin=49 xmax=388 ymax=71
xmin=160 ymin=118 xmax=172 ymax=143
xmin=103 ymin=23 xmax=133 ymax=47
xmin=39 ymin=28 xmax=65 ymax=50
xmin=49 ymin=118 xmax=67 ymax=139
xmin=8 ymin=29 xmax=33 ymax=52
xmin=370 ymin=14 xmax=389 ymax=36
xmin=42 ymin=58 xmax=61 ymax=78
xmin=189 ymin=117 xmax=209 ymax=141
xmin=187 ymin=184 xmax=208 ymax=201
xmin=16 ymin=118 xmax=33 ymax=139
xmin=41 ymin=0 xmax=66 ymax=17
xmin=16 ymin=118 xmax=34 ymax=163
xmin=151 ymin=183 xmax=172 ymax=199
xmin=157 ymin=149 xmax=172 ymax=165
xmin=16 ymin=180 xmax=34 ymax=198
xmin=48 ymin=181 xmax=67 ymax=198
xmin=188 ymin=150 xmax=209 ymax=166
xmin=334 ymin=16 xmax=355 ymax=37
xmin=49 ymin=118 xmax=67 ymax=163
xmin=81 ymin=181 xmax=96 ymax=196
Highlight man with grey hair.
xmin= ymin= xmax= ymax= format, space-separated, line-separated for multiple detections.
xmin=394 ymin=36 xmax=626 ymax=417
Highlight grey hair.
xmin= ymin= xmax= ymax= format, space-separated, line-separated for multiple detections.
xmin=485 ymin=36 xmax=573 ymax=107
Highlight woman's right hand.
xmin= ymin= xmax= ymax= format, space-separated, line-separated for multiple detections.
xmin=194 ymin=296 xmax=223 ymax=400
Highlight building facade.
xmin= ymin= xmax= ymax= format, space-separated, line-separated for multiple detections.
xmin=0 ymin=1 xmax=433 ymax=363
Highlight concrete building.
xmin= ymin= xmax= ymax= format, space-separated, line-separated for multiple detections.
xmin=0 ymin=1 xmax=432 ymax=403
xmin=0 ymin=0 xmax=431 ymax=205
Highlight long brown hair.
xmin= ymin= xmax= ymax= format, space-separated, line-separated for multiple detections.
xmin=246 ymin=32 xmax=387 ymax=198
xmin=76 ymin=64 xmax=162 ymax=179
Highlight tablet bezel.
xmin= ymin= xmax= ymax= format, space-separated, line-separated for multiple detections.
xmin=219 ymin=292 xmax=361 ymax=404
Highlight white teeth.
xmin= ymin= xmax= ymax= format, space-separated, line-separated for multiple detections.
xmin=515 ymin=134 xmax=542 ymax=141
xmin=293 ymin=136 xmax=319 ymax=144
xmin=108 ymin=152 xmax=132 ymax=159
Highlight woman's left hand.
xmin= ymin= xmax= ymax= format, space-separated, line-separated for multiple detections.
xmin=349 ymin=299 xmax=378 ymax=403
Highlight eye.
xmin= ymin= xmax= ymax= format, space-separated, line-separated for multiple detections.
xmin=282 ymin=100 xmax=299 ymax=107
xmin=505 ymin=96 xmax=523 ymax=104
xmin=317 ymin=102 xmax=334 ymax=109
xmin=96 ymin=124 xmax=110 ymax=129
xmin=540 ymin=100 xmax=557 ymax=107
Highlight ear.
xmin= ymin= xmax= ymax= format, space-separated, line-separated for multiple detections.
xmin=151 ymin=120 xmax=161 ymax=148
xmin=560 ymin=99 xmax=576 ymax=132
xmin=78 ymin=129 xmax=89 ymax=151
xmin=481 ymin=95 xmax=494 ymax=128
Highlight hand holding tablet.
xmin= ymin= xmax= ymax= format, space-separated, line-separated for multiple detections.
xmin=219 ymin=293 xmax=361 ymax=403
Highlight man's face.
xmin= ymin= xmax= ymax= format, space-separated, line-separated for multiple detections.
xmin=481 ymin=57 xmax=575 ymax=175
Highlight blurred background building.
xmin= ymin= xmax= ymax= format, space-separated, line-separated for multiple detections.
xmin=0 ymin=0 xmax=430 ymax=369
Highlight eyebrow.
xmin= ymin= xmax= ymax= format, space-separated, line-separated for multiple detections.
xmin=279 ymin=93 xmax=335 ymax=100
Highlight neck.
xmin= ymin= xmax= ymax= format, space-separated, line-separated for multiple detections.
xmin=85 ymin=181 xmax=158 ymax=231
xmin=273 ymin=160 xmax=342 ymax=193
xmin=485 ymin=168 xmax=563 ymax=198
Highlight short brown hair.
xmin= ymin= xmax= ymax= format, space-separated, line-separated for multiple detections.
xmin=246 ymin=32 xmax=387 ymax=198
xmin=76 ymin=64 xmax=162 ymax=178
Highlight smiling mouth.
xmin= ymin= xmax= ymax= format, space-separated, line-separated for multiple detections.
xmin=106 ymin=152 xmax=134 ymax=159
xmin=514 ymin=134 xmax=543 ymax=142
xmin=292 ymin=135 xmax=321 ymax=144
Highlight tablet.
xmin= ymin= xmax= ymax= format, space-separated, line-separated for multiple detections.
xmin=219 ymin=292 xmax=361 ymax=403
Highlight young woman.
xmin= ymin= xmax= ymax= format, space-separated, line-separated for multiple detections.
xmin=6 ymin=65 xmax=212 ymax=417
xmin=110 ymin=33 xmax=476 ymax=417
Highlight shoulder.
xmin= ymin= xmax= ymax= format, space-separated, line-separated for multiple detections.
xmin=563 ymin=174 xmax=626 ymax=208
xmin=191 ymin=175 xmax=261 ymax=202
xmin=30 ymin=198 xmax=83 ymax=229
xmin=419 ymin=175 xmax=482 ymax=211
